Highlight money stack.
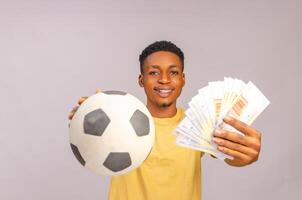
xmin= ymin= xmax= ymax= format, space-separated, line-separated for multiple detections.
xmin=175 ymin=78 xmax=270 ymax=160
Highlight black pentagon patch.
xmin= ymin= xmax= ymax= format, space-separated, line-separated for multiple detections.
xmin=103 ymin=152 xmax=132 ymax=172
xmin=103 ymin=90 xmax=127 ymax=95
xmin=70 ymin=143 xmax=86 ymax=166
xmin=130 ymin=109 xmax=150 ymax=137
xmin=84 ymin=109 xmax=110 ymax=136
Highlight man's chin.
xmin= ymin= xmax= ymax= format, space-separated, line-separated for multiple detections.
xmin=158 ymin=102 xmax=173 ymax=108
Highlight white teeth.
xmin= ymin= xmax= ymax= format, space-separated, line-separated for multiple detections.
xmin=158 ymin=89 xmax=172 ymax=93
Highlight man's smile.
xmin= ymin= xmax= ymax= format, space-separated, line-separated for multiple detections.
xmin=154 ymin=87 xmax=174 ymax=98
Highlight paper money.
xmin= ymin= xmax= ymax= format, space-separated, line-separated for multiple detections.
xmin=175 ymin=78 xmax=270 ymax=160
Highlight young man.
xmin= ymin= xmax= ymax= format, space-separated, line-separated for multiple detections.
xmin=69 ymin=41 xmax=261 ymax=200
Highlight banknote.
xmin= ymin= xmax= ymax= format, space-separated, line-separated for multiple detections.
xmin=217 ymin=81 xmax=270 ymax=134
xmin=175 ymin=130 xmax=232 ymax=160
xmin=175 ymin=78 xmax=270 ymax=160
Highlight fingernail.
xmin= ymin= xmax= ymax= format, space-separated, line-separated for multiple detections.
xmin=218 ymin=146 xmax=224 ymax=151
xmin=213 ymin=137 xmax=221 ymax=144
xmin=224 ymin=116 xmax=232 ymax=122
xmin=215 ymin=129 xmax=222 ymax=136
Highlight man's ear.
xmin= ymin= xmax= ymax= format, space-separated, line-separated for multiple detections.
xmin=138 ymin=74 xmax=144 ymax=87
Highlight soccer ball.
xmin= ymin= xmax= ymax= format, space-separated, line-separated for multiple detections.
xmin=69 ymin=90 xmax=155 ymax=176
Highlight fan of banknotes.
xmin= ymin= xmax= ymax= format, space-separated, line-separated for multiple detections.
xmin=175 ymin=77 xmax=270 ymax=160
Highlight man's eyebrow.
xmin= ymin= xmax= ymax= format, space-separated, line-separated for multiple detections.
xmin=168 ymin=65 xmax=178 ymax=69
xmin=149 ymin=65 xmax=179 ymax=69
xmin=149 ymin=65 xmax=160 ymax=69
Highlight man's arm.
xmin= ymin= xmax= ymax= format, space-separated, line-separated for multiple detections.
xmin=213 ymin=116 xmax=262 ymax=167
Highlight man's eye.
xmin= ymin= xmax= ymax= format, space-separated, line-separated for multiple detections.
xmin=170 ymin=71 xmax=179 ymax=75
xmin=149 ymin=71 xmax=159 ymax=75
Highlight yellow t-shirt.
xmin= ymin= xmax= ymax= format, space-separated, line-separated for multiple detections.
xmin=108 ymin=108 xmax=203 ymax=200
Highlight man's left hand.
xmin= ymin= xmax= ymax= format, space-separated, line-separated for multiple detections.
xmin=213 ymin=116 xmax=262 ymax=167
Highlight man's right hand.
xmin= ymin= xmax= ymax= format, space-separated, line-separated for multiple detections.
xmin=68 ymin=96 xmax=88 ymax=120
xmin=68 ymin=89 xmax=101 ymax=121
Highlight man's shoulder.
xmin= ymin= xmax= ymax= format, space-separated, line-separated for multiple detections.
xmin=177 ymin=107 xmax=185 ymax=118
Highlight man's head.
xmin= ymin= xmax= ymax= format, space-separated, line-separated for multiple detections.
xmin=138 ymin=40 xmax=185 ymax=112
xmin=139 ymin=40 xmax=185 ymax=74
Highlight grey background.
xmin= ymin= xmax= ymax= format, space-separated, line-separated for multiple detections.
xmin=0 ymin=0 xmax=301 ymax=199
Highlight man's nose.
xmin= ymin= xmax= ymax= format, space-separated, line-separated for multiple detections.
xmin=158 ymin=73 xmax=171 ymax=84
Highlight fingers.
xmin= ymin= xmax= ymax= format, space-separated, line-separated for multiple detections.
xmin=68 ymin=96 xmax=87 ymax=121
xmin=217 ymin=146 xmax=251 ymax=162
xmin=223 ymin=116 xmax=261 ymax=139
xmin=78 ymin=96 xmax=88 ymax=105
xmin=213 ymin=137 xmax=258 ymax=158
xmin=69 ymin=89 xmax=101 ymax=122
xmin=214 ymin=129 xmax=247 ymax=146
xmin=214 ymin=129 xmax=261 ymax=150
xmin=213 ymin=126 xmax=262 ymax=166
xmin=77 ymin=88 xmax=101 ymax=104
xmin=77 ymin=89 xmax=101 ymax=104
xmin=69 ymin=89 xmax=101 ymax=121
xmin=68 ymin=106 xmax=79 ymax=120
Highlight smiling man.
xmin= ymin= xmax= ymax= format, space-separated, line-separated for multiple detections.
xmin=69 ymin=40 xmax=261 ymax=200
xmin=138 ymin=50 xmax=185 ymax=117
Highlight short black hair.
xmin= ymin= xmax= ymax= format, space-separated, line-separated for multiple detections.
xmin=139 ymin=40 xmax=185 ymax=74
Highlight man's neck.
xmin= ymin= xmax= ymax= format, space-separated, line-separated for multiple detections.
xmin=146 ymin=101 xmax=177 ymax=118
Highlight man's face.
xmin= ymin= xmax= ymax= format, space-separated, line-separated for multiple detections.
xmin=138 ymin=51 xmax=185 ymax=109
